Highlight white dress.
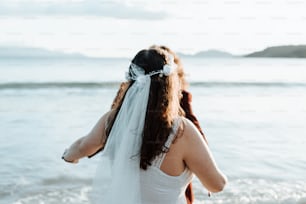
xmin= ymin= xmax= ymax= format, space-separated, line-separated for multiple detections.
xmin=140 ymin=118 xmax=194 ymax=204
xmin=91 ymin=116 xmax=193 ymax=204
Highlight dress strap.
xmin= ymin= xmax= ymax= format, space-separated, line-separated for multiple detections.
xmin=152 ymin=117 xmax=182 ymax=168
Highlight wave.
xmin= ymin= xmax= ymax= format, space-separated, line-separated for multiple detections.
xmin=0 ymin=82 xmax=120 ymax=89
xmin=191 ymin=81 xmax=306 ymax=87
xmin=8 ymin=178 xmax=306 ymax=204
xmin=0 ymin=81 xmax=306 ymax=89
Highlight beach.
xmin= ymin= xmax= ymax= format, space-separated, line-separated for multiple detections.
xmin=1 ymin=57 xmax=306 ymax=204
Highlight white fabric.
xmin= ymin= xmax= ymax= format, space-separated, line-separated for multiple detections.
xmin=91 ymin=57 xmax=180 ymax=204
xmin=140 ymin=167 xmax=193 ymax=204
xmin=140 ymin=118 xmax=194 ymax=204
xmin=91 ymin=75 xmax=150 ymax=204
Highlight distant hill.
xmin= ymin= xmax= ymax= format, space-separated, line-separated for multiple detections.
xmin=0 ymin=46 xmax=90 ymax=59
xmin=178 ymin=49 xmax=234 ymax=58
xmin=2 ymin=45 xmax=306 ymax=59
xmin=245 ymin=45 xmax=306 ymax=58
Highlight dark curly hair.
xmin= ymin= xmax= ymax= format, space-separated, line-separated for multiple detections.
xmin=106 ymin=48 xmax=181 ymax=170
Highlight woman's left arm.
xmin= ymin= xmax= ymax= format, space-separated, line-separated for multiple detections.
xmin=62 ymin=111 xmax=110 ymax=163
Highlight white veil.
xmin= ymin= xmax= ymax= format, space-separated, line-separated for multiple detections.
xmin=90 ymin=66 xmax=150 ymax=204
xmin=90 ymin=56 xmax=177 ymax=204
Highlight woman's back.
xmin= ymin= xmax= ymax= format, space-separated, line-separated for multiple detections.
xmin=140 ymin=115 xmax=227 ymax=204
xmin=140 ymin=117 xmax=193 ymax=204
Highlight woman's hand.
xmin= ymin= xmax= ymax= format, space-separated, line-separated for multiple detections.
xmin=62 ymin=149 xmax=79 ymax=164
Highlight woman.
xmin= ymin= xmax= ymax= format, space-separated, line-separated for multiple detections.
xmin=62 ymin=47 xmax=227 ymax=204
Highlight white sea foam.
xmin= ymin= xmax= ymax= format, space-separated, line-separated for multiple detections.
xmin=194 ymin=179 xmax=306 ymax=204
xmin=13 ymin=187 xmax=91 ymax=204
xmin=10 ymin=179 xmax=306 ymax=204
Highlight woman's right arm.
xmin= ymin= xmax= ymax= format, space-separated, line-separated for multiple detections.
xmin=182 ymin=118 xmax=227 ymax=193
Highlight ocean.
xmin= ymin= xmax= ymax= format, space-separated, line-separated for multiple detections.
xmin=0 ymin=57 xmax=306 ymax=204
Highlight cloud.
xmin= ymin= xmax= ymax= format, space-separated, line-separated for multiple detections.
xmin=0 ymin=0 xmax=168 ymax=20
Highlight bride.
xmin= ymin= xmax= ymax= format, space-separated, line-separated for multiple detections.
xmin=62 ymin=47 xmax=227 ymax=204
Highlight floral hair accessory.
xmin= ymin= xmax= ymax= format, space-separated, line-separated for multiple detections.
xmin=162 ymin=54 xmax=177 ymax=76
xmin=126 ymin=54 xmax=177 ymax=81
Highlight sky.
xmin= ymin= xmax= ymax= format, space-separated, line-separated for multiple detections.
xmin=0 ymin=0 xmax=305 ymax=57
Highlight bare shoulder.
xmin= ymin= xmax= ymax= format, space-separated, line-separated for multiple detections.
xmin=171 ymin=117 xmax=207 ymax=158
xmin=178 ymin=117 xmax=205 ymax=143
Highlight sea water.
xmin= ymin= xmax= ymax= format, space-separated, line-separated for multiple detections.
xmin=0 ymin=57 xmax=306 ymax=204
